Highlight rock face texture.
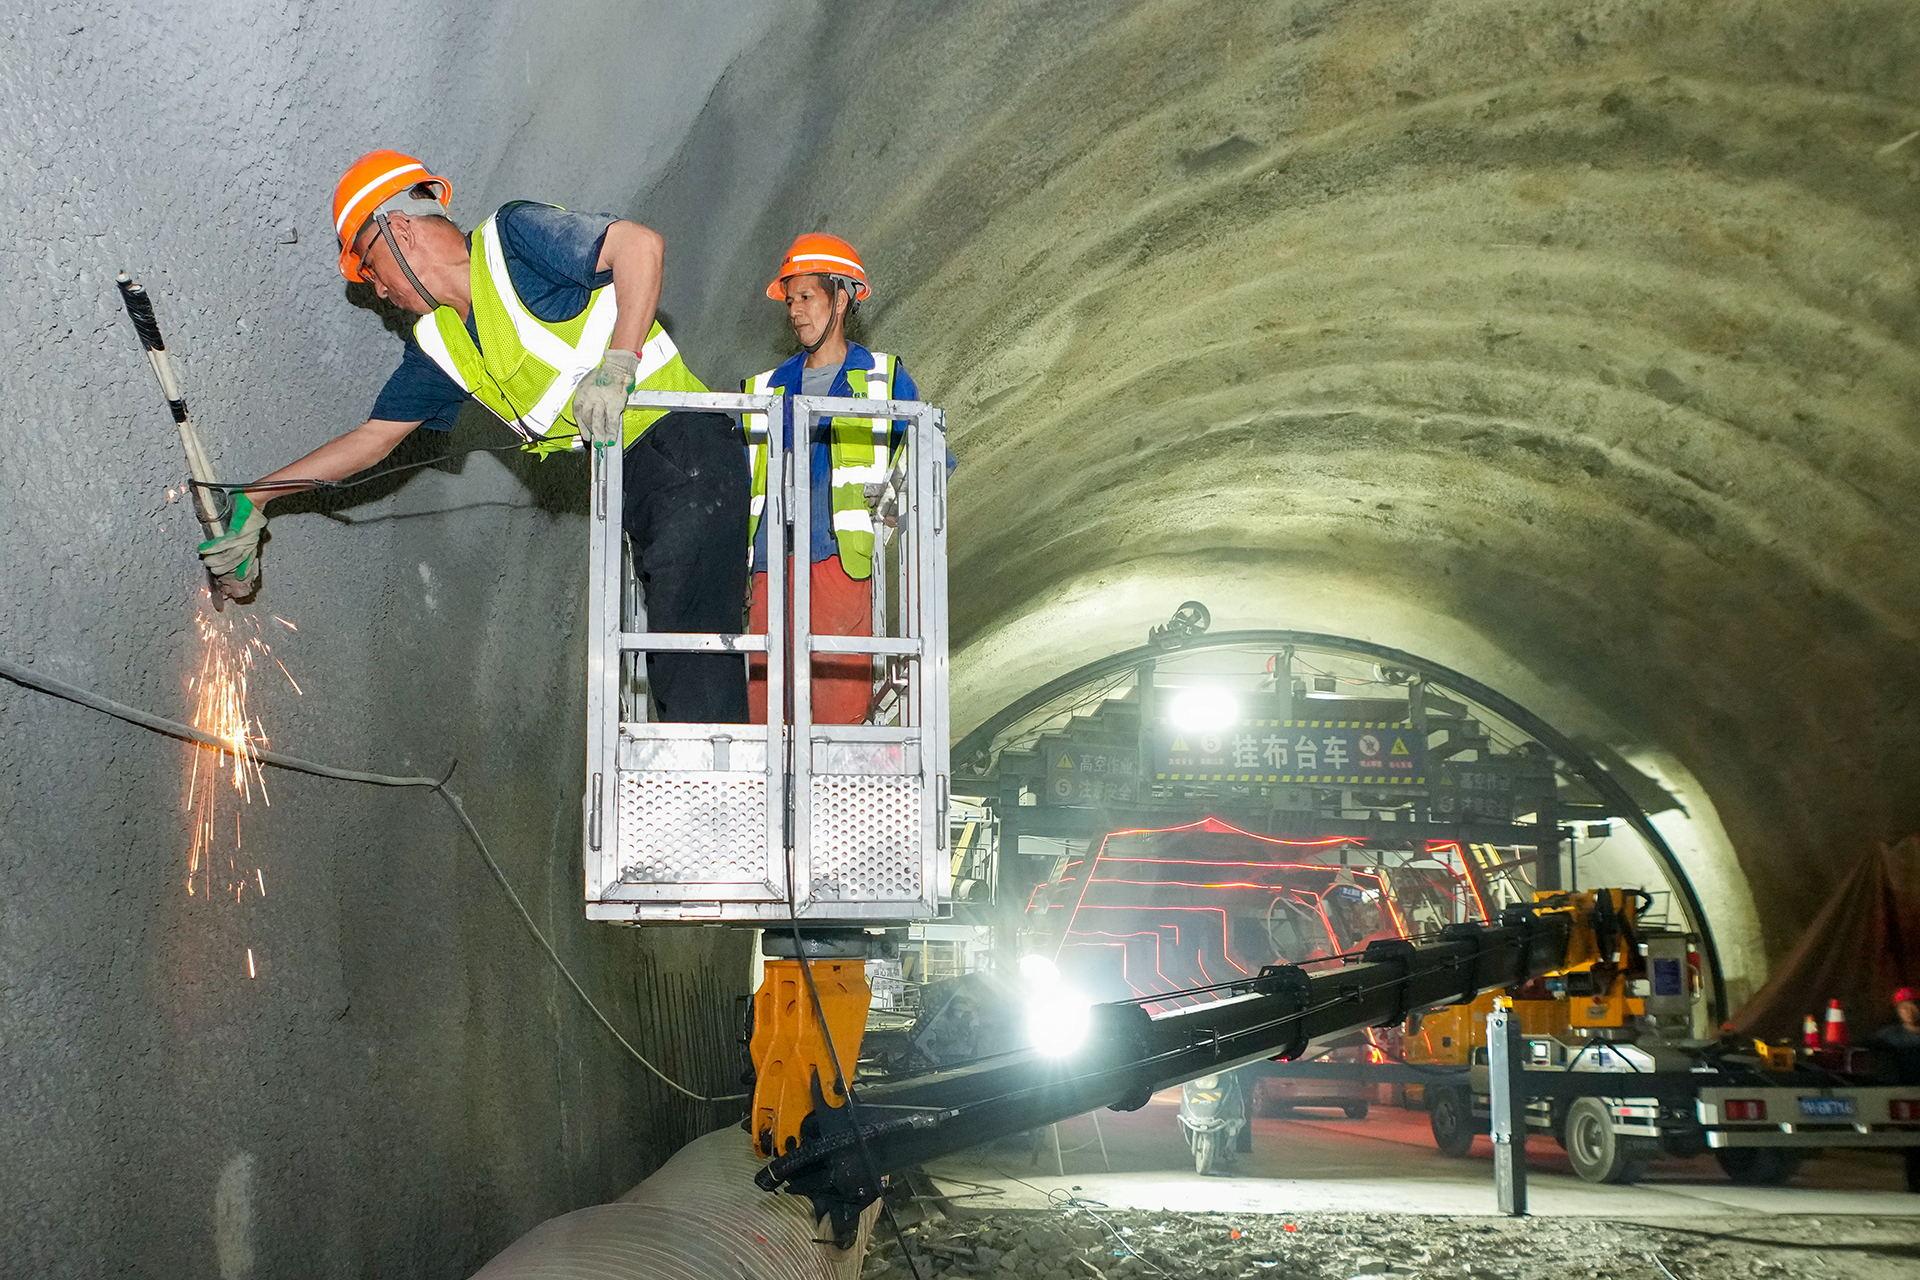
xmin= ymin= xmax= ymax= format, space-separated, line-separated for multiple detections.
xmin=1 ymin=1 xmax=1916 ymax=1276
xmin=649 ymin=0 xmax=1920 ymax=993
xmin=0 ymin=3 xmax=777 ymax=1277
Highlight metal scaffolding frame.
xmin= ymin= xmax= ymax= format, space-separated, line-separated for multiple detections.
xmin=583 ymin=389 xmax=950 ymax=925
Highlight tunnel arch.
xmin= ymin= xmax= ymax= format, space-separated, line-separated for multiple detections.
xmin=6 ymin=1 xmax=1918 ymax=1272
xmin=644 ymin=0 xmax=1920 ymax=995
xmin=955 ymin=622 xmax=1732 ymax=1018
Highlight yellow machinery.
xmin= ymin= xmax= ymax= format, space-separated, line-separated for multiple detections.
xmin=1405 ymin=888 xmax=1647 ymax=1069
xmin=748 ymin=957 xmax=873 ymax=1159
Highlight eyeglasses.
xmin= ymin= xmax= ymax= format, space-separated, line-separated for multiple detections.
xmin=353 ymin=217 xmax=388 ymax=284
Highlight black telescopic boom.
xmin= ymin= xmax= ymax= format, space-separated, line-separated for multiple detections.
xmin=762 ymin=904 xmax=1577 ymax=1233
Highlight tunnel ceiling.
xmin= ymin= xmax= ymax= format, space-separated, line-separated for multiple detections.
xmin=656 ymin=0 xmax=1920 ymax=981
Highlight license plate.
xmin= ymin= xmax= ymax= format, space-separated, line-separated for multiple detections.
xmin=1798 ymin=1096 xmax=1856 ymax=1119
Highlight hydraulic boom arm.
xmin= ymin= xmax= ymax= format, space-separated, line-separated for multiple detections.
xmin=760 ymin=889 xmax=1640 ymax=1243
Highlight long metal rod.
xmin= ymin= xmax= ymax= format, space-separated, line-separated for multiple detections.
xmin=115 ymin=273 xmax=249 ymax=605
xmin=115 ymin=274 xmax=223 ymax=536
xmin=791 ymin=395 xmax=817 ymax=906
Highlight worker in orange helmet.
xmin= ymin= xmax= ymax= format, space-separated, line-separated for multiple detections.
xmin=741 ymin=234 xmax=926 ymax=724
xmin=1869 ymin=985 xmax=1920 ymax=1191
xmin=196 ymin=150 xmax=748 ymax=722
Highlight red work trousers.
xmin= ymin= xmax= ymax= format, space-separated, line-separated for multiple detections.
xmin=748 ymin=557 xmax=874 ymax=725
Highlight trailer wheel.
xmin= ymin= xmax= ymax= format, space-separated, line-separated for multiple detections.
xmin=1564 ymin=1097 xmax=1647 ymax=1185
xmin=1715 ymin=1148 xmax=1803 ymax=1186
xmin=1429 ymin=1086 xmax=1476 ymax=1157
xmin=1343 ymin=1102 xmax=1370 ymax=1120
xmin=1547 ymin=1102 xmax=1570 ymax=1150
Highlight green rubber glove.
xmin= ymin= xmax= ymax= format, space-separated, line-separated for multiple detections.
xmin=570 ymin=347 xmax=639 ymax=446
xmin=197 ymin=492 xmax=267 ymax=587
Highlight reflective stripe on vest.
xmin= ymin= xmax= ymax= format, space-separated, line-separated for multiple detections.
xmin=745 ymin=352 xmax=895 ymax=581
xmin=412 ymin=209 xmax=708 ymax=453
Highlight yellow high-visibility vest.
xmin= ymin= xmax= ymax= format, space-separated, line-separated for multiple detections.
xmin=744 ymin=352 xmax=897 ymax=581
xmin=413 ymin=207 xmax=707 ymax=453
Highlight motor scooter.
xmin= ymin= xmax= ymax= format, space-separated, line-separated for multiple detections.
xmin=1178 ymin=1068 xmax=1250 ymax=1175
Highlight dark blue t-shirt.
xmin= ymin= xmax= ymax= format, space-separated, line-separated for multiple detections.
xmin=368 ymin=201 xmax=618 ymax=430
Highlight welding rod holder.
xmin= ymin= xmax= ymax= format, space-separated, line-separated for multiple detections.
xmin=115 ymin=273 xmax=224 ymax=539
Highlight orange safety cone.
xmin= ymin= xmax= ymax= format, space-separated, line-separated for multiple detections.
xmin=1821 ymin=998 xmax=1848 ymax=1047
xmin=1802 ymin=1013 xmax=1821 ymax=1049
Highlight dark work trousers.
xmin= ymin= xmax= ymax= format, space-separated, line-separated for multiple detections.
xmin=622 ymin=410 xmax=749 ymax=723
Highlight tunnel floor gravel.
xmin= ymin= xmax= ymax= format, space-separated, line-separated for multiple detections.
xmin=860 ymin=1208 xmax=1920 ymax=1280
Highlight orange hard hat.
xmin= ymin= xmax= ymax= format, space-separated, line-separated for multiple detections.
xmin=333 ymin=149 xmax=452 ymax=281
xmin=766 ymin=232 xmax=869 ymax=301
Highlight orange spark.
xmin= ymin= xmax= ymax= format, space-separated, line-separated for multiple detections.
xmin=182 ymin=604 xmax=301 ymax=982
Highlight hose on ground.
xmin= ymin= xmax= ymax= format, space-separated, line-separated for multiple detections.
xmin=471 ymin=1127 xmax=875 ymax=1280
xmin=0 ymin=653 xmax=743 ymax=1105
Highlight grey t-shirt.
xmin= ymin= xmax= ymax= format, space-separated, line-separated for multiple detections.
xmin=801 ymin=363 xmax=839 ymax=396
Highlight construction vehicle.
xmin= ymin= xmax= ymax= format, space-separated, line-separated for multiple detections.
xmin=581 ymin=389 xmax=1919 ymax=1248
xmin=1403 ymin=899 xmax=1920 ymax=1185
xmin=1020 ymin=817 xmax=1422 ymax=1168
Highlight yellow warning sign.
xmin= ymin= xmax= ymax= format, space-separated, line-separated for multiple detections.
xmin=1057 ymin=753 xmax=1074 ymax=770
xmin=1390 ymin=736 xmax=1411 ymax=756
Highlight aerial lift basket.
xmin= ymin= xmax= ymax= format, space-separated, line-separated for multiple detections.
xmin=583 ymin=388 xmax=950 ymax=925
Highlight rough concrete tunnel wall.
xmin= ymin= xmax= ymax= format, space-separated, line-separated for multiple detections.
xmin=646 ymin=0 xmax=1920 ymax=993
xmin=0 ymin=4 xmax=790 ymax=1277
xmin=4 ymin=0 xmax=1919 ymax=1274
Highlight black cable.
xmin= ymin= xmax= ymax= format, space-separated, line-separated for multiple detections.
xmin=0 ymin=653 xmax=744 ymax=1105
xmin=780 ymin=823 xmax=927 ymax=1278
xmin=980 ymin=1166 xmax=1169 ymax=1278
xmin=192 ymin=346 xmax=599 ymax=507
xmin=190 ymin=435 xmax=555 ymax=496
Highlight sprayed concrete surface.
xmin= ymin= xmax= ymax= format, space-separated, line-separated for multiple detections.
xmin=3 ymin=1 xmax=1918 ymax=1277
xmin=647 ymin=0 xmax=1920 ymax=995
xmin=0 ymin=3 xmax=788 ymax=1277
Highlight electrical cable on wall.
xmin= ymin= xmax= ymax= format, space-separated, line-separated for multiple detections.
xmin=0 ymin=654 xmax=743 ymax=1107
xmin=781 ymin=849 xmax=929 ymax=1280
xmin=184 ymin=429 xmax=585 ymax=522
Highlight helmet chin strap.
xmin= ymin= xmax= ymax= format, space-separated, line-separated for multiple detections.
xmin=799 ymin=278 xmax=845 ymax=356
xmin=373 ymin=212 xmax=443 ymax=313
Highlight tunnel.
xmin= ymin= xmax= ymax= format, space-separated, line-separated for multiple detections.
xmin=3 ymin=1 xmax=1917 ymax=1276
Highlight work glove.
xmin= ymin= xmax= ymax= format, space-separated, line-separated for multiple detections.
xmin=197 ymin=492 xmax=266 ymax=598
xmin=571 ymin=348 xmax=639 ymax=446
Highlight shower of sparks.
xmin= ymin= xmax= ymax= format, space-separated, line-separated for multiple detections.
xmin=183 ymin=600 xmax=302 ymax=980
